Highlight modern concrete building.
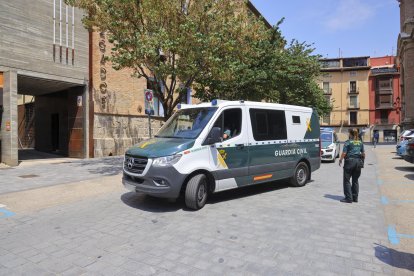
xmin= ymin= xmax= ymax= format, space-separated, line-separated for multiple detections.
xmin=319 ymin=57 xmax=371 ymax=141
xmin=369 ymin=56 xmax=401 ymax=142
xmin=0 ymin=1 xmax=89 ymax=166
xmin=397 ymin=0 xmax=414 ymax=130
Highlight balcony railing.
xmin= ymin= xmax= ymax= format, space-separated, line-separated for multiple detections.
xmin=348 ymin=104 xmax=360 ymax=110
xmin=375 ymin=119 xmax=396 ymax=125
xmin=323 ymin=88 xmax=332 ymax=95
xmin=348 ymin=88 xmax=359 ymax=94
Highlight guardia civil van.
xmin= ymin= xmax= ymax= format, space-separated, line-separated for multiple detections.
xmin=123 ymin=100 xmax=321 ymax=210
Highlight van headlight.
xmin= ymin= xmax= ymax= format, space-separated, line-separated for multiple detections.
xmin=152 ymin=154 xmax=182 ymax=167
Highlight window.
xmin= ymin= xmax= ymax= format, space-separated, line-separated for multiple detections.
xmin=322 ymin=114 xmax=330 ymax=125
xmin=323 ymin=82 xmax=330 ymax=94
xmin=250 ymin=109 xmax=287 ymax=141
xmin=213 ymin=108 xmax=242 ymax=141
xmin=146 ymin=78 xmax=164 ymax=116
xmin=343 ymin=58 xmax=368 ymax=67
xmin=350 ymin=112 xmax=357 ymax=125
xmin=349 ymin=95 xmax=358 ymax=108
xmin=156 ymin=107 xmax=217 ymax=139
xmin=349 ymin=81 xmax=357 ymax=93
xmin=320 ymin=60 xmax=340 ymax=68
xmin=292 ymin=116 xmax=301 ymax=124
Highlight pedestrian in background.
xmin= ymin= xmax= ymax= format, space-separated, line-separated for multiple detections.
xmin=339 ymin=128 xmax=365 ymax=203
xmin=373 ymin=131 xmax=379 ymax=148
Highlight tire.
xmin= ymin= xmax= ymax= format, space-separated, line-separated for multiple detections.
xmin=185 ymin=174 xmax=208 ymax=210
xmin=290 ymin=162 xmax=309 ymax=187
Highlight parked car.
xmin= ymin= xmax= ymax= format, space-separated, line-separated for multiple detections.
xmin=403 ymin=139 xmax=414 ymax=163
xmin=396 ymin=140 xmax=409 ymax=157
xmin=399 ymin=129 xmax=414 ymax=142
xmin=320 ymin=128 xmax=340 ymax=162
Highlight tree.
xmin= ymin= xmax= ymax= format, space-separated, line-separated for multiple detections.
xmin=67 ymin=0 xmax=330 ymax=119
xmin=66 ymin=0 xmax=268 ymax=120
xmin=194 ymin=19 xmax=331 ymax=116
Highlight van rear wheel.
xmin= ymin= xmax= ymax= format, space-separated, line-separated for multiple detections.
xmin=290 ymin=162 xmax=309 ymax=187
xmin=185 ymin=174 xmax=208 ymax=210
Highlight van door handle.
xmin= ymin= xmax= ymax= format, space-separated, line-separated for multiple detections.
xmin=235 ymin=144 xmax=245 ymax=149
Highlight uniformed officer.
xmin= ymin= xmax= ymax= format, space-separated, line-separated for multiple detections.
xmin=338 ymin=128 xmax=365 ymax=203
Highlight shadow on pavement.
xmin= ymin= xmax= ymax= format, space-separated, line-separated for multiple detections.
xmin=209 ymin=180 xmax=290 ymax=204
xmin=374 ymin=244 xmax=414 ymax=272
xmin=73 ymin=157 xmax=123 ymax=176
xmin=324 ymin=194 xmax=343 ymax=201
xmin=121 ymin=180 xmax=291 ymax=212
xmin=121 ymin=192 xmax=182 ymax=213
xmin=394 ymin=166 xmax=414 ymax=172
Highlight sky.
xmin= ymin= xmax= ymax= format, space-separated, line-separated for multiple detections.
xmin=250 ymin=0 xmax=400 ymax=59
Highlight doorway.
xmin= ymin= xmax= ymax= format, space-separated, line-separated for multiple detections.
xmin=51 ymin=113 xmax=59 ymax=151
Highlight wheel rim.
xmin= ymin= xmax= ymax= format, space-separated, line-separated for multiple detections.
xmin=297 ymin=166 xmax=307 ymax=185
xmin=197 ymin=181 xmax=206 ymax=203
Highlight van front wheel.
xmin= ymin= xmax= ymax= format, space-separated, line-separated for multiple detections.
xmin=290 ymin=162 xmax=309 ymax=187
xmin=185 ymin=174 xmax=208 ymax=210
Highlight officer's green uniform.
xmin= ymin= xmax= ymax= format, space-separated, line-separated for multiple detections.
xmin=342 ymin=139 xmax=365 ymax=202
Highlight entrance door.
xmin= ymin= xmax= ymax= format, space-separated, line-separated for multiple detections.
xmin=51 ymin=113 xmax=59 ymax=151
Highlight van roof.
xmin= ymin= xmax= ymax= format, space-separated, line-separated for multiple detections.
xmin=179 ymin=100 xmax=313 ymax=112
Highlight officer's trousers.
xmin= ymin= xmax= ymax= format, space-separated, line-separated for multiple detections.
xmin=343 ymin=158 xmax=362 ymax=201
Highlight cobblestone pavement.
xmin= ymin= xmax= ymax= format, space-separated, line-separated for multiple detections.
xmin=0 ymin=145 xmax=411 ymax=275
xmin=374 ymin=145 xmax=414 ymax=273
xmin=0 ymin=155 xmax=123 ymax=194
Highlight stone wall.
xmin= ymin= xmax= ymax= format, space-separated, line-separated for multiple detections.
xmin=93 ymin=114 xmax=164 ymax=157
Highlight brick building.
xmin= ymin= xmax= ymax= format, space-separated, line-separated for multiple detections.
xmin=397 ymin=0 xmax=414 ymax=130
xmin=369 ymin=56 xmax=401 ymax=142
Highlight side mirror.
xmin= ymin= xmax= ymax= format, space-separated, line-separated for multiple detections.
xmin=203 ymin=127 xmax=221 ymax=145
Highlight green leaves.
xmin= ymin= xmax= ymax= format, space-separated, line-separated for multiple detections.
xmin=67 ymin=0 xmax=330 ymax=119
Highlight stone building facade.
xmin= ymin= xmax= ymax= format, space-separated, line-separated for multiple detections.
xmin=397 ymin=0 xmax=414 ymax=130
xmin=319 ymin=57 xmax=371 ymax=141
xmin=0 ymin=1 xmax=89 ymax=166
xmin=369 ymin=56 xmax=401 ymax=143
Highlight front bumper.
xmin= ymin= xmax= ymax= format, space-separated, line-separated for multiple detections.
xmin=321 ymin=149 xmax=335 ymax=160
xmin=122 ymin=165 xmax=188 ymax=199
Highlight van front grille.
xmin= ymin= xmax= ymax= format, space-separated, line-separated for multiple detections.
xmin=124 ymin=155 xmax=148 ymax=174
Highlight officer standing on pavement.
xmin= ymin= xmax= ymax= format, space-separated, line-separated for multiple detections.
xmin=339 ymin=128 xmax=366 ymax=203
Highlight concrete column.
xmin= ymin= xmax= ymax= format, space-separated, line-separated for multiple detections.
xmin=1 ymin=71 xmax=18 ymax=166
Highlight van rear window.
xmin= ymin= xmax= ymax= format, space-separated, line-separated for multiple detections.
xmin=250 ymin=109 xmax=287 ymax=141
xmin=292 ymin=116 xmax=301 ymax=124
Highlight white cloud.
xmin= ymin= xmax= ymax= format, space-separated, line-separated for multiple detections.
xmin=324 ymin=0 xmax=375 ymax=32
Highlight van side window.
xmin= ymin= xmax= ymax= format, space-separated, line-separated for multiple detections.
xmin=292 ymin=116 xmax=301 ymax=124
xmin=250 ymin=109 xmax=287 ymax=141
xmin=213 ymin=108 xmax=242 ymax=141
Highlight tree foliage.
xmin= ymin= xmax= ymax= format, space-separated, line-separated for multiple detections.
xmin=67 ymin=0 xmax=330 ymax=119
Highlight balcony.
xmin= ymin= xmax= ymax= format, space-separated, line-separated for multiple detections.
xmin=348 ymin=88 xmax=359 ymax=94
xmin=348 ymin=104 xmax=360 ymax=110
xmin=375 ymin=119 xmax=397 ymax=125
xmin=323 ymin=88 xmax=332 ymax=95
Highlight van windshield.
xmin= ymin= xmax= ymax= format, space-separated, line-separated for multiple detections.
xmin=155 ymin=107 xmax=218 ymax=139
xmin=320 ymin=132 xmax=333 ymax=142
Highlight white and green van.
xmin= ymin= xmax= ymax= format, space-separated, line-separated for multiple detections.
xmin=123 ymin=100 xmax=321 ymax=210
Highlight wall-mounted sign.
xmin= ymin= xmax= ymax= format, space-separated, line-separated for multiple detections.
xmin=144 ymin=89 xmax=154 ymax=115
xmin=99 ymin=32 xmax=108 ymax=110
xmin=5 ymin=121 xmax=10 ymax=131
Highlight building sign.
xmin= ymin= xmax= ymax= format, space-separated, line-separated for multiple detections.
xmin=144 ymin=89 xmax=154 ymax=115
xmin=99 ymin=32 xmax=108 ymax=110
xmin=371 ymin=67 xmax=398 ymax=75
